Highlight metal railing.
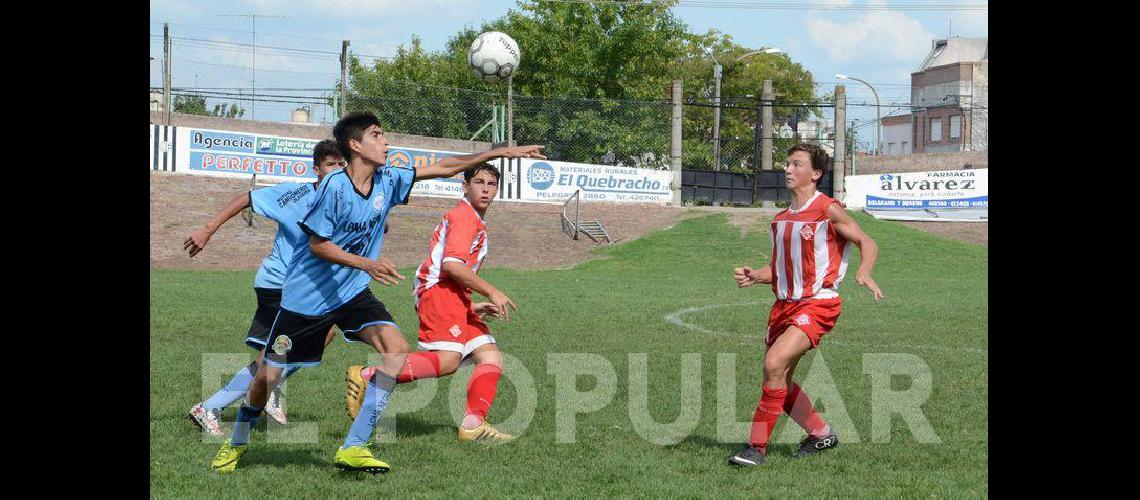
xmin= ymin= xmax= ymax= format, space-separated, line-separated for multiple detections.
xmin=561 ymin=189 xmax=580 ymax=240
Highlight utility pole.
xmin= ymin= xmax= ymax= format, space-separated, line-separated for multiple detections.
xmin=215 ymin=13 xmax=290 ymax=120
xmin=833 ymin=85 xmax=846 ymax=202
xmin=670 ymin=80 xmax=683 ymax=206
xmin=340 ymin=40 xmax=349 ymax=117
xmin=507 ymin=76 xmax=514 ymax=146
xmin=760 ymin=79 xmax=774 ymax=171
xmin=712 ymin=62 xmax=722 ymax=171
xmin=163 ymin=23 xmax=172 ymax=125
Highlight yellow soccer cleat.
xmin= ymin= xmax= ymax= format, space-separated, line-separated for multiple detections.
xmin=458 ymin=421 xmax=515 ymax=443
xmin=346 ymin=365 xmax=366 ymax=421
xmin=334 ymin=445 xmax=391 ymax=474
xmin=211 ymin=439 xmax=248 ymax=473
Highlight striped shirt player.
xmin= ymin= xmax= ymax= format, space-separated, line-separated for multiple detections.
xmin=765 ymin=190 xmax=851 ymax=348
xmin=728 ymin=143 xmax=881 ymax=469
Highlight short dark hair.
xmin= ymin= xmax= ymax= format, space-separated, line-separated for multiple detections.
xmin=787 ymin=143 xmax=831 ymax=184
xmin=312 ymin=139 xmax=342 ymax=164
xmin=333 ymin=111 xmax=382 ymax=160
xmin=464 ymin=163 xmax=501 ymax=183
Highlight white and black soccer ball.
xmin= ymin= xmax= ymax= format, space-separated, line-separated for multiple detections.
xmin=468 ymin=31 xmax=520 ymax=83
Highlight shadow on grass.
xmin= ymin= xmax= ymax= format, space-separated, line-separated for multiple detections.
xmin=384 ymin=415 xmax=454 ymax=438
xmin=667 ymin=433 xmax=798 ymax=457
xmin=242 ymin=446 xmax=330 ymax=468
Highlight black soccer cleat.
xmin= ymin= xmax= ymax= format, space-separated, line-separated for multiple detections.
xmin=727 ymin=445 xmax=766 ymax=467
xmin=792 ymin=432 xmax=839 ymax=458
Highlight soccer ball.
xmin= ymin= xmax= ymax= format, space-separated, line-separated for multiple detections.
xmin=469 ymin=31 xmax=520 ymax=83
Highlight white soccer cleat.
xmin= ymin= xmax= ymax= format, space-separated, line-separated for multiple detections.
xmin=187 ymin=403 xmax=224 ymax=437
xmin=265 ymin=385 xmax=288 ymax=425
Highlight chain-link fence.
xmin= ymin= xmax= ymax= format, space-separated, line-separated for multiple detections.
xmin=151 ymin=30 xmax=839 ymax=177
xmin=151 ymin=32 xmax=674 ymax=164
xmin=682 ymin=93 xmax=838 ymax=172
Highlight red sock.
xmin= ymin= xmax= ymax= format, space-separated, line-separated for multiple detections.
xmin=748 ymin=386 xmax=787 ymax=452
xmin=465 ymin=364 xmax=502 ymax=420
xmin=360 ymin=352 xmax=443 ymax=384
xmin=397 ymin=352 xmax=443 ymax=383
xmin=784 ymin=383 xmax=830 ymax=438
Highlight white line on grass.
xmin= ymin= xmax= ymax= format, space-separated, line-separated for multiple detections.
xmin=664 ymin=302 xmax=988 ymax=356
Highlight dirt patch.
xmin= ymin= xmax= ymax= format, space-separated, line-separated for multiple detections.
xmin=150 ymin=172 xmax=691 ymax=271
xmin=895 ymin=220 xmax=988 ymax=247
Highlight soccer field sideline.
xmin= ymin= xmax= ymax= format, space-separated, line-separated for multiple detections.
xmin=151 ymin=212 xmax=987 ymax=496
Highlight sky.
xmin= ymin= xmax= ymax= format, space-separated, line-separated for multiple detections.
xmin=149 ymin=0 xmax=988 ymax=149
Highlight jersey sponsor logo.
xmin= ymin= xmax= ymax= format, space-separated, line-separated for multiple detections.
xmin=276 ymin=185 xmax=311 ymax=208
xmin=449 ymin=325 xmax=462 ymax=338
xmin=272 ymin=335 xmax=293 ymax=355
xmin=795 ymin=314 xmax=811 ymax=326
xmin=800 ymin=225 xmax=814 ymax=240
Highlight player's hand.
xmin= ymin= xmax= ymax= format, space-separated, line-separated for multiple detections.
xmin=473 ymin=302 xmax=501 ymax=320
xmin=498 ymin=145 xmax=546 ymax=160
xmin=487 ymin=290 xmax=518 ymax=322
xmin=856 ymin=270 xmax=883 ymax=301
xmin=734 ymin=266 xmax=756 ymax=288
xmin=364 ymin=257 xmax=405 ymax=286
xmin=183 ymin=227 xmax=215 ymax=258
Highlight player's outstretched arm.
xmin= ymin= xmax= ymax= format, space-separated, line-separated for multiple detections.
xmin=308 ymin=236 xmax=405 ymax=287
xmin=184 ymin=191 xmax=252 ymax=257
xmin=414 ymin=145 xmax=546 ymax=181
xmin=827 ymin=203 xmax=883 ymax=300
xmin=442 ymin=261 xmax=518 ymax=321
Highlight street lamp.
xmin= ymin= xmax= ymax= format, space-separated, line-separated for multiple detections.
xmin=708 ymin=47 xmax=782 ymax=171
xmin=836 ymin=74 xmax=880 ymax=155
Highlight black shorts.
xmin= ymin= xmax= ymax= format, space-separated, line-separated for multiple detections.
xmin=264 ymin=288 xmax=399 ymax=368
xmin=244 ymin=287 xmax=282 ymax=350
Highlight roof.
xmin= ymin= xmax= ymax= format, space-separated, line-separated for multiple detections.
xmin=918 ymin=37 xmax=988 ymax=71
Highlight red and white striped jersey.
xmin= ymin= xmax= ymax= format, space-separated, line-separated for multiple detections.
xmin=769 ymin=191 xmax=851 ymax=301
xmin=413 ymin=198 xmax=488 ymax=303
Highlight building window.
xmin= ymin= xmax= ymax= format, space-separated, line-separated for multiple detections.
xmin=950 ymin=115 xmax=961 ymax=140
xmin=902 ymin=141 xmax=909 ymax=154
xmin=930 ymin=118 xmax=942 ymax=142
xmin=887 ymin=142 xmax=895 ymax=155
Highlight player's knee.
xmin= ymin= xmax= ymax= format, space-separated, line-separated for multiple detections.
xmin=437 ymin=353 xmax=462 ymax=375
xmin=763 ymin=356 xmax=791 ymax=381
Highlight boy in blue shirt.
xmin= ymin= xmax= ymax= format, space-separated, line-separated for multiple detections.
xmin=211 ymin=111 xmax=545 ymax=474
xmin=185 ymin=140 xmax=345 ymax=435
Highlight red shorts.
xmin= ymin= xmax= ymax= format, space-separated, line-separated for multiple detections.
xmin=416 ymin=283 xmax=495 ymax=358
xmin=765 ymin=298 xmax=842 ymax=348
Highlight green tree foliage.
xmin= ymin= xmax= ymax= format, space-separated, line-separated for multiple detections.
xmin=173 ymin=95 xmax=246 ymax=119
xmin=344 ymin=0 xmax=818 ymax=169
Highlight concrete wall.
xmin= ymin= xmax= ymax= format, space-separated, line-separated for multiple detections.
xmin=850 ymin=150 xmax=987 ymax=175
xmin=149 ymin=112 xmax=492 ymax=153
xmin=882 ymin=121 xmax=912 ymax=155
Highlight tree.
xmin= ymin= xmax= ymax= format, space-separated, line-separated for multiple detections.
xmin=341 ymin=0 xmax=818 ymax=168
xmin=173 ymin=95 xmax=246 ymax=119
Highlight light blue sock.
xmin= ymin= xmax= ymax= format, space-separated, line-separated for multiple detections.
xmin=231 ymin=404 xmax=263 ymax=446
xmin=203 ymin=363 xmax=257 ymax=411
xmin=342 ymin=371 xmax=397 ymax=448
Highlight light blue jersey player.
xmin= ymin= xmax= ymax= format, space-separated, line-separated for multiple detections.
xmin=210 ymin=111 xmax=546 ymax=474
xmin=185 ymin=140 xmax=345 ymax=437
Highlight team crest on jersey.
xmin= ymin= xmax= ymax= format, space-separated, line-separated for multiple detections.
xmin=373 ymin=193 xmax=386 ymax=211
xmin=795 ymin=314 xmax=811 ymax=326
xmin=449 ymin=325 xmax=463 ymax=338
xmin=800 ymin=225 xmax=815 ymax=240
xmin=272 ymin=335 xmax=293 ymax=355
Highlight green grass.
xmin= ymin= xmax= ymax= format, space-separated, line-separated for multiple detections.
xmin=151 ymin=212 xmax=987 ymax=497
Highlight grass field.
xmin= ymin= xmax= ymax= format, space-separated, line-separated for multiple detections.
xmin=150 ymin=212 xmax=988 ymax=497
